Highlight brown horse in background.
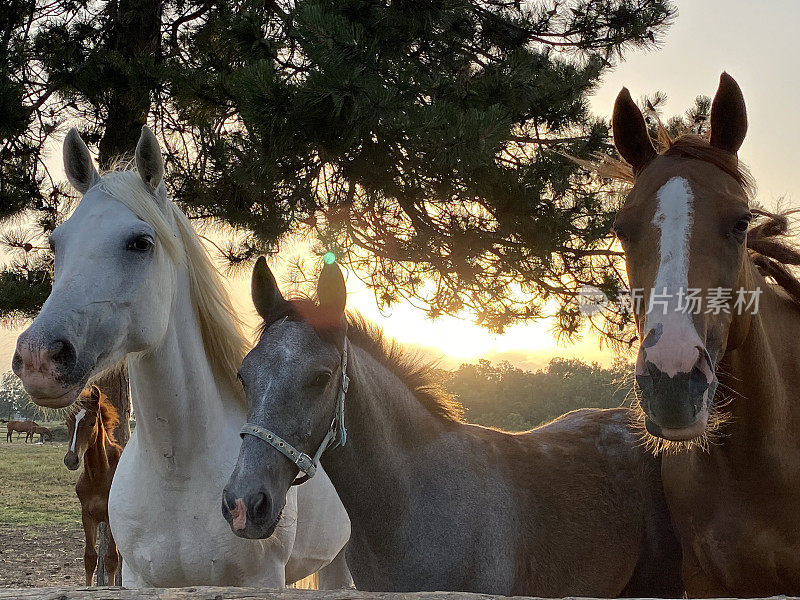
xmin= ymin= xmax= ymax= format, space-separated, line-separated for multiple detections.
xmin=4 ymin=419 xmax=38 ymax=443
xmin=609 ymin=72 xmax=800 ymax=594
xmin=31 ymin=425 xmax=52 ymax=442
xmin=64 ymin=385 xmax=122 ymax=586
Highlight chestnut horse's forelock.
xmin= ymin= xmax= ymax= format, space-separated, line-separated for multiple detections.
xmin=587 ymin=132 xmax=800 ymax=312
xmin=69 ymin=387 xmax=122 ymax=450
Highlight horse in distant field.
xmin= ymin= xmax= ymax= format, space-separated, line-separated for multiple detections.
xmin=32 ymin=425 xmax=52 ymax=443
xmin=65 ymin=385 xmax=122 ymax=586
xmin=4 ymin=420 xmax=38 ymax=443
xmin=223 ymin=258 xmax=684 ymax=597
xmin=12 ymin=126 xmax=351 ymax=588
xmin=607 ymin=72 xmax=800 ymax=594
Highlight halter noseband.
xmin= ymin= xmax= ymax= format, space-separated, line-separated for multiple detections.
xmin=240 ymin=338 xmax=349 ymax=486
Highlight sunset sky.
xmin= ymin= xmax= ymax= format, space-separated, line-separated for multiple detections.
xmin=2 ymin=0 xmax=799 ymax=372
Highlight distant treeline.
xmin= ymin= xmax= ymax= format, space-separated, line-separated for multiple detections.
xmin=442 ymin=358 xmax=635 ymax=432
xmin=1 ymin=358 xmax=635 ymax=433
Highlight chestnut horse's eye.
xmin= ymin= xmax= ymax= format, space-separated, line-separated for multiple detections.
xmin=613 ymin=227 xmax=630 ymax=244
xmin=732 ymin=215 xmax=751 ymax=237
xmin=127 ymin=235 xmax=154 ymax=252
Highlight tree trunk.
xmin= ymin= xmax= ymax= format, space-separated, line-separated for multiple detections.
xmin=94 ymin=364 xmax=131 ymax=447
xmin=97 ymin=0 xmax=163 ymax=169
xmin=96 ymin=521 xmax=109 ymax=586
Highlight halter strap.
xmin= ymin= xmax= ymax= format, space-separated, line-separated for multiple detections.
xmin=241 ymin=338 xmax=349 ymax=486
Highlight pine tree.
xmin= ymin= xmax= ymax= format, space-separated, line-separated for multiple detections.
xmin=157 ymin=0 xmax=677 ymax=336
xmin=1 ymin=0 xmax=677 ymax=341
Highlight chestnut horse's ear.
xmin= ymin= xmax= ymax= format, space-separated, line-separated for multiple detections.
xmin=251 ymin=256 xmax=286 ymax=323
xmin=89 ymin=385 xmax=101 ymax=403
xmin=612 ymin=87 xmax=656 ymax=174
xmin=710 ymin=72 xmax=747 ymax=155
xmin=317 ymin=262 xmax=346 ymax=318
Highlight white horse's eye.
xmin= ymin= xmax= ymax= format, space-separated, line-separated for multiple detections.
xmin=127 ymin=236 xmax=154 ymax=252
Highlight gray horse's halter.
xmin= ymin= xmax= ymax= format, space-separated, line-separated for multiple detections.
xmin=240 ymin=338 xmax=349 ymax=486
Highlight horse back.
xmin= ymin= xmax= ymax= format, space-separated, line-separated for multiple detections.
xmin=487 ymin=407 xmax=683 ymax=597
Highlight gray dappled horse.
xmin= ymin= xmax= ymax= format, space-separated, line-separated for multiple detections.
xmin=223 ymin=258 xmax=683 ymax=596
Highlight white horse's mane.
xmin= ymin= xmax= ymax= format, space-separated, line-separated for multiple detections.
xmin=96 ymin=169 xmax=248 ymax=407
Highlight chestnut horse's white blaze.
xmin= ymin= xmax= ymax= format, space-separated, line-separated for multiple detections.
xmin=12 ymin=127 xmax=351 ymax=588
xmin=70 ymin=408 xmax=87 ymax=452
xmin=652 ymin=176 xmax=693 ymax=305
xmin=642 ymin=176 xmax=705 ymax=378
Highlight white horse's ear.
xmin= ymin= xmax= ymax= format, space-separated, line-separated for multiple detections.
xmin=252 ymin=256 xmax=287 ymax=323
xmin=135 ymin=125 xmax=164 ymax=191
xmin=317 ymin=262 xmax=346 ymax=316
xmin=63 ymin=128 xmax=100 ymax=194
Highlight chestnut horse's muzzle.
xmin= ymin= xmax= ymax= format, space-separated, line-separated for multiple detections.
xmin=637 ymin=357 xmax=716 ymax=441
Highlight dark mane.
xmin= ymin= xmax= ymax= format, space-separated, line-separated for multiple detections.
xmin=583 ymin=131 xmax=755 ymax=197
xmin=661 ymin=134 xmax=755 ymax=196
xmin=261 ymin=298 xmax=464 ymax=425
xmin=747 ymin=209 xmax=800 ymax=305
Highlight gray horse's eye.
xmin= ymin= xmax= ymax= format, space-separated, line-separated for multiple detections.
xmin=310 ymin=371 xmax=332 ymax=388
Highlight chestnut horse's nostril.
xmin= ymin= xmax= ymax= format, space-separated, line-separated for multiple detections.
xmin=48 ymin=339 xmax=76 ymax=370
xmin=646 ymin=359 xmax=662 ymax=383
xmin=689 ymin=363 xmax=710 ymax=398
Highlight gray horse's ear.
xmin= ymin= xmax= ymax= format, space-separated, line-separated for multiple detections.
xmin=710 ymin=72 xmax=747 ymax=155
xmin=63 ymin=128 xmax=100 ymax=194
xmin=135 ymin=126 xmax=165 ymax=191
xmin=252 ymin=256 xmax=286 ymax=323
xmin=612 ymin=87 xmax=656 ymax=174
xmin=317 ymin=262 xmax=346 ymax=317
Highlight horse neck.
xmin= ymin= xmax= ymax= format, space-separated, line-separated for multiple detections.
xmin=321 ymin=345 xmax=454 ymax=539
xmin=127 ymin=264 xmax=244 ymax=474
xmin=719 ymin=261 xmax=800 ymax=457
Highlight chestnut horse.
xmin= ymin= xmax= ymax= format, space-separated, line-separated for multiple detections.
xmin=64 ymin=385 xmax=122 ymax=586
xmin=610 ymin=72 xmax=800 ymax=594
xmin=4 ymin=420 xmax=38 ymax=443
xmin=32 ymin=425 xmax=52 ymax=442
xmin=222 ymin=258 xmax=683 ymax=596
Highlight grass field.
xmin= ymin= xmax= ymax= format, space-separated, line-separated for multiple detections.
xmin=0 ymin=440 xmax=80 ymax=527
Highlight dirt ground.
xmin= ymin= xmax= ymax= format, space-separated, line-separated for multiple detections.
xmin=0 ymin=440 xmax=86 ymax=588
xmin=0 ymin=523 xmax=85 ymax=587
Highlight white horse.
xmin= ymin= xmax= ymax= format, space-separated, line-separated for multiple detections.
xmin=12 ymin=126 xmax=351 ymax=588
